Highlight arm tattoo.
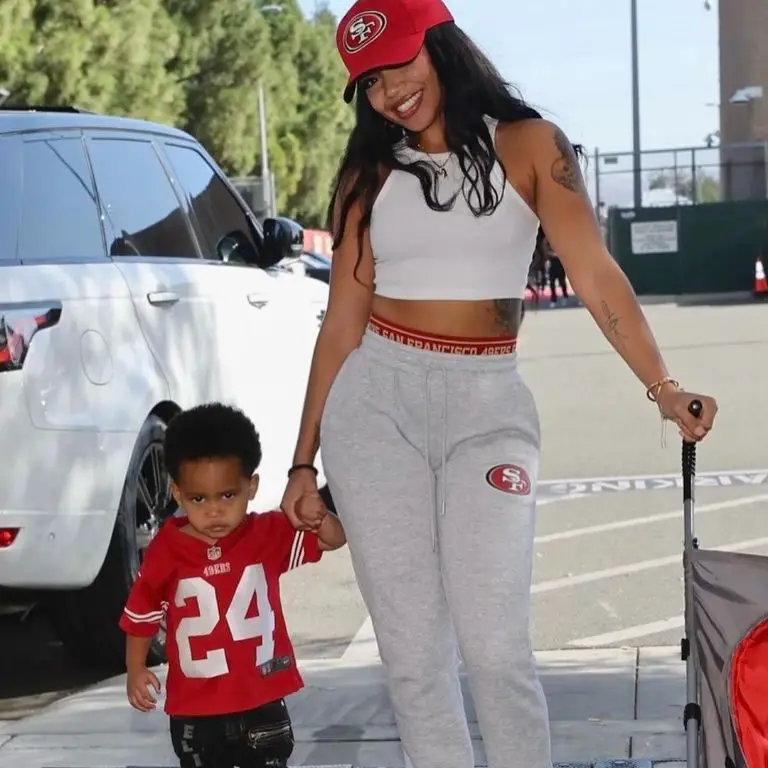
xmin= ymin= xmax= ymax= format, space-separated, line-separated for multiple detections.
xmin=551 ymin=127 xmax=584 ymax=194
xmin=600 ymin=300 xmax=628 ymax=346
xmin=490 ymin=299 xmax=522 ymax=334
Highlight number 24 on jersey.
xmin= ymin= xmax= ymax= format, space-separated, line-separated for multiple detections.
xmin=174 ymin=563 xmax=276 ymax=678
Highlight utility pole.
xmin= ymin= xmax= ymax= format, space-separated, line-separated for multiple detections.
xmin=630 ymin=0 xmax=642 ymax=210
xmin=255 ymin=3 xmax=283 ymax=219
xmin=593 ymin=147 xmax=601 ymax=216
xmin=257 ymin=80 xmax=272 ymax=219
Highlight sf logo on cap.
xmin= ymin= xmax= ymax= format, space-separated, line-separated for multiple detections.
xmin=343 ymin=11 xmax=387 ymax=53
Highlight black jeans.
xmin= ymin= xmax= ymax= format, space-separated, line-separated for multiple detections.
xmin=169 ymin=698 xmax=293 ymax=768
xmin=548 ymin=259 xmax=568 ymax=299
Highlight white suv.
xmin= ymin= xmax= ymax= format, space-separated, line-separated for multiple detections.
xmin=0 ymin=107 xmax=329 ymax=668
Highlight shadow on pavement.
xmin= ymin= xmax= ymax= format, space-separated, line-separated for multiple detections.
xmin=0 ymin=608 xmax=109 ymax=720
xmin=1 ymin=649 xmax=686 ymax=766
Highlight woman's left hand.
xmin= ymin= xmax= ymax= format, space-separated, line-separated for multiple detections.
xmin=656 ymin=389 xmax=718 ymax=442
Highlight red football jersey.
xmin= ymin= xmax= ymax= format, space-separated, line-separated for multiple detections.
xmin=119 ymin=511 xmax=322 ymax=716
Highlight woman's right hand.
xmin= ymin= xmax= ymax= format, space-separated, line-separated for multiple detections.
xmin=281 ymin=469 xmax=320 ymax=530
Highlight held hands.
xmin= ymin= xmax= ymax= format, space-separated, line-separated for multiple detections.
xmin=656 ymin=387 xmax=718 ymax=443
xmin=280 ymin=467 xmax=320 ymax=531
xmin=295 ymin=490 xmax=328 ymax=532
xmin=127 ymin=666 xmax=161 ymax=712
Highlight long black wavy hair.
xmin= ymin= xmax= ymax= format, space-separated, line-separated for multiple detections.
xmin=327 ymin=20 xmax=584 ymax=273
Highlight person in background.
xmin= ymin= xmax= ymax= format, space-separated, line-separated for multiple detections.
xmin=542 ymin=234 xmax=569 ymax=307
xmin=526 ymin=230 xmax=548 ymax=308
xmin=281 ymin=1 xmax=719 ymax=766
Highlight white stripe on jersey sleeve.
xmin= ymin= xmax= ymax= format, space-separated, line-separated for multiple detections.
xmin=124 ymin=607 xmax=165 ymax=623
xmin=288 ymin=530 xmax=305 ymax=570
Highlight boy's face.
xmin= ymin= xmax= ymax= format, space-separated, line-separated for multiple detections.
xmin=171 ymin=457 xmax=258 ymax=540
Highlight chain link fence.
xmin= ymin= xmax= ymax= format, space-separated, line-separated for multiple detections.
xmin=592 ymin=141 xmax=768 ymax=210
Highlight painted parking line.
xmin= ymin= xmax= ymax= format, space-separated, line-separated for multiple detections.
xmin=341 ymin=495 xmax=768 ymax=662
xmin=537 ymin=493 xmax=587 ymax=507
xmin=535 ymin=493 xmax=768 ymax=544
xmin=568 ymin=616 xmax=685 ymax=648
xmin=531 ymin=535 xmax=768 ymax=594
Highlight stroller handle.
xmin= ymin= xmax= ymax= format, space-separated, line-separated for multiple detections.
xmin=682 ymin=397 xmax=703 ymax=767
xmin=688 ymin=399 xmax=703 ymax=419
xmin=682 ymin=398 xmax=703 ymax=500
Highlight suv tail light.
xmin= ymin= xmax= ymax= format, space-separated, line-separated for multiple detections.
xmin=0 ymin=303 xmax=62 ymax=372
xmin=0 ymin=528 xmax=19 ymax=548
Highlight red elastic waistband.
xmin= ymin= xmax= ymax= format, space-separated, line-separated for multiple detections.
xmin=367 ymin=315 xmax=517 ymax=356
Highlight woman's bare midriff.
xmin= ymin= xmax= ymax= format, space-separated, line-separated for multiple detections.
xmin=371 ymin=296 xmax=523 ymax=338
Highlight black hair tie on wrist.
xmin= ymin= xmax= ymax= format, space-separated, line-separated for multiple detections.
xmin=288 ymin=464 xmax=318 ymax=478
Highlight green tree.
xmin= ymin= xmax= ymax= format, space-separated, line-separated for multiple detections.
xmin=1 ymin=0 xmax=353 ymax=227
xmin=258 ymin=0 xmax=305 ymax=211
xmin=0 ymin=0 xmax=36 ymax=97
xmin=2 ymin=0 xmax=181 ymax=121
xmin=163 ymin=0 xmax=273 ymax=176
xmin=98 ymin=0 xmax=184 ymax=124
xmin=9 ymin=0 xmax=122 ymax=109
xmin=284 ymin=5 xmax=354 ymax=226
xmin=696 ymin=174 xmax=720 ymax=203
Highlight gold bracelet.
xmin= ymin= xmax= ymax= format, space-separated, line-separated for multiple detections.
xmin=646 ymin=376 xmax=680 ymax=402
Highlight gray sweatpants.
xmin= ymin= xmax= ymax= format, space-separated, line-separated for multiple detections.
xmin=320 ymin=329 xmax=551 ymax=768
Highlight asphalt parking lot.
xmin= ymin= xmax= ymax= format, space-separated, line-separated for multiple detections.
xmin=2 ymin=298 xmax=766 ymax=720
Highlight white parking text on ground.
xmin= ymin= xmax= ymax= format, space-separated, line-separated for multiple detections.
xmin=538 ymin=469 xmax=768 ymax=498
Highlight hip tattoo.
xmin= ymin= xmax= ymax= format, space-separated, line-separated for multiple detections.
xmin=490 ymin=299 xmax=522 ymax=334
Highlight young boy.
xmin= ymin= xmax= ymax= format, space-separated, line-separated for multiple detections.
xmin=119 ymin=402 xmax=345 ymax=768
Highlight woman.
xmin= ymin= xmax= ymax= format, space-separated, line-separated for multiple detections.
xmin=281 ymin=1 xmax=718 ymax=766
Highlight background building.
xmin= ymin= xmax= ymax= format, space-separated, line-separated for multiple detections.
xmin=719 ymin=0 xmax=768 ymax=199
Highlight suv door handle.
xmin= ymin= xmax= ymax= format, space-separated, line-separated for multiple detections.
xmin=247 ymin=293 xmax=269 ymax=309
xmin=147 ymin=290 xmax=180 ymax=306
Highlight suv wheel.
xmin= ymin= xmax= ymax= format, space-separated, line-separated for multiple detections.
xmin=49 ymin=415 xmax=173 ymax=670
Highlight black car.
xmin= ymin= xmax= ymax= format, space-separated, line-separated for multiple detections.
xmin=300 ymin=250 xmax=331 ymax=282
xmin=281 ymin=250 xmax=331 ymax=283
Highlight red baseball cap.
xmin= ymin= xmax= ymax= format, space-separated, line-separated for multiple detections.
xmin=337 ymin=0 xmax=454 ymax=103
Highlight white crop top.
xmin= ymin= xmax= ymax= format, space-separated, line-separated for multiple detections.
xmin=369 ymin=116 xmax=539 ymax=301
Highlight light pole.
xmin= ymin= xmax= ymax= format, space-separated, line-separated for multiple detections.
xmin=630 ymin=1 xmax=712 ymax=209
xmin=256 ymin=3 xmax=283 ymax=218
xmin=257 ymin=81 xmax=273 ymax=218
xmin=630 ymin=0 xmax=642 ymax=210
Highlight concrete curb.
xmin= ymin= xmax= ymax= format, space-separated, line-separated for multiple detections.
xmin=0 ymin=647 xmax=689 ymax=767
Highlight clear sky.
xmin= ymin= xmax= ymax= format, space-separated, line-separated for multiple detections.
xmin=299 ymin=0 xmax=721 ymax=205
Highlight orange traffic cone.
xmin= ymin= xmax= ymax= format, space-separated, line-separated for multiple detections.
xmin=755 ymin=255 xmax=768 ymax=295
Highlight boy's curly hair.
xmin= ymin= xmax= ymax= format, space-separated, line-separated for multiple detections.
xmin=163 ymin=403 xmax=262 ymax=482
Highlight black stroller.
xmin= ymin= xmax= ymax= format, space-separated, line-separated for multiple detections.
xmin=682 ymin=401 xmax=768 ymax=766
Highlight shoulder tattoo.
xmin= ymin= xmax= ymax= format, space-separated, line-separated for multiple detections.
xmin=550 ymin=126 xmax=583 ymax=194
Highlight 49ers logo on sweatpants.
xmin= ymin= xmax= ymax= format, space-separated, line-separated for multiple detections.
xmin=485 ymin=464 xmax=531 ymax=495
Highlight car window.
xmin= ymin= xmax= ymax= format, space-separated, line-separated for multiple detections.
xmin=163 ymin=143 xmax=259 ymax=260
xmin=18 ymin=137 xmax=105 ymax=262
xmin=87 ymin=137 xmax=198 ymax=259
xmin=0 ymin=137 xmax=20 ymax=262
